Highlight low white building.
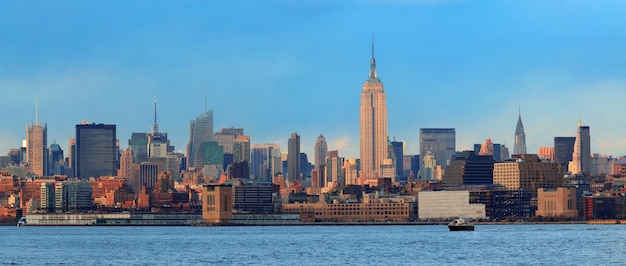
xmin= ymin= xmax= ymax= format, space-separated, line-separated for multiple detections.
xmin=418 ymin=190 xmax=486 ymax=220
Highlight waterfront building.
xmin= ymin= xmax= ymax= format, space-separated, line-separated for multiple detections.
xmin=417 ymin=191 xmax=487 ymax=220
xmin=75 ymin=123 xmax=117 ymax=179
xmin=538 ymin=147 xmax=555 ymax=161
xmin=493 ymin=154 xmax=566 ymax=198
xmin=442 ymin=151 xmax=494 ymax=187
xmin=287 ymin=133 xmax=300 ymax=181
xmin=419 ymin=128 xmax=455 ymax=177
xmin=282 ymin=194 xmax=415 ymax=222
xmin=513 ymin=110 xmax=527 ymax=155
xmin=233 ymin=183 xmax=275 ymax=214
xmin=26 ymin=119 xmax=48 ymax=177
xmin=536 ymin=187 xmax=578 ymax=218
xmin=202 ymin=184 xmax=233 ymax=223
xmin=187 ymin=110 xmax=214 ymax=170
xmin=360 ymin=39 xmax=388 ymax=180
xmin=568 ymin=120 xmax=591 ymax=175
xmin=40 ymin=182 xmax=55 ymax=213
xmin=54 ymin=180 xmax=93 ymax=213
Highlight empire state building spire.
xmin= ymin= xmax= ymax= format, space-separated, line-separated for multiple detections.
xmin=152 ymin=93 xmax=160 ymax=135
xmin=369 ymin=36 xmax=378 ymax=80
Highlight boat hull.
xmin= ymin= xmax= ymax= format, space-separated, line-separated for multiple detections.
xmin=448 ymin=225 xmax=474 ymax=231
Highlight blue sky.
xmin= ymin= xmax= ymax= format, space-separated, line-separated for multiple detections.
xmin=2 ymin=0 xmax=626 ymax=159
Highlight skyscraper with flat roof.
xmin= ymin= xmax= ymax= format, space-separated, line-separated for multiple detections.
xmin=26 ymin=121 xmax=47 ymax=177
xmin=287 ymin=133 xmax=300 ymax=181
xmin=187 ymin=110 xmax=213 ymax=170
xmin=419 ymin=128 xmax=455 ymax=179
xmin=360 ymin=38 xmax=388 ymax=179
xmin=76 ymin=123 xmax=117 ymax=179
xmin=554 ymin=137 xmax=576 ymax=164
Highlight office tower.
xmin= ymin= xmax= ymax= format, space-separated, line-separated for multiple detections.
xmin=187 ymin=110 xmax=214 ymax=170
xmin=48 ymin=143 xmax=63 ymax=175
xmin=359 ymin=39 xmax=388 ymax=179
xmin=325 ymin=150 xmax=345 ymax=188
xmin=314 ymin=134 xmax=328 ymax=172
xmin=443 ymin=151 xmax=494 ymax=187
xmin=421 ymin=151 xmax=436 ymax=180
xmin=129 ymin=133 xmax=148 ymax=163
xmin=300 ymin=153 xmax=313 ymax=177
xmin=344 ymin=159 xmax=359 ymax=186
xmin=76 ymin=123 xmax=117 ymax=179
xmin=569 ymin=120 xmax=591 ymax=175
xmin=419 ymin=128 xmax=455 ymax=178
xmin=514 ymin=110 xmax=527 ymax=155
xmin=214 ymin=127 xmax=244 ymax=155
xmin=494 ymin=154 xmax=566 ymax=198
xmin=55 ymin=180 xmax=93 ymax=212
xmin=389 ymin=140 xmax=404 ymax=182
xmin=138 ymin=163 xmax=159 ymax=191
xmin=26 ymin=116 xmax=48 ymax=177
xmin=232 ymin=136 xmax=251 ymax=163
xmin=250 ymin=143 xmax=280 ymax=182
xmin=287 ymin=133 xmax=300 ymax=181
xmin=554 ymin=137 xmax=576 ymax=164
xmin=500 ymin=145 xmax=510 ymax=161
xmin=538 ymin=147 xmax=555 ymax=161
xmin=118 ymin=149 xmax=133 ymax=180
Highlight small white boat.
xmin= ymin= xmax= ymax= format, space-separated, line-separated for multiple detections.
xmin=17 ymin=217 xmax=27 ymax=226
xmin=448 ymin=218 xmax=474 ymax=231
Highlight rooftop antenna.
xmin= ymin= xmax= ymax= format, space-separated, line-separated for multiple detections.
xmin=152 ymin=93 xmax=159 ymax=134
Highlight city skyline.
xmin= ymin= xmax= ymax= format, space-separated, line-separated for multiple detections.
xmin=2 ymin=1 xmax=626 ymax=159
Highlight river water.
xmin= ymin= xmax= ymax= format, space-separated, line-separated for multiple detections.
xmin=1 ymin=224 xmax=624 ymax=265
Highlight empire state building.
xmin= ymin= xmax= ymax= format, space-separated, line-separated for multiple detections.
xmin=360 ymin=40 xmax=388 ymax=179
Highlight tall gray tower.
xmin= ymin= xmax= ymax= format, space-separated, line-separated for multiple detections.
xmin=514 ymin=110 xmax=527 ymax=155
xmin=314 ymin=134 xmax=328 ymax=171
xmin=287 ymin=132 xmax=301 ymax=181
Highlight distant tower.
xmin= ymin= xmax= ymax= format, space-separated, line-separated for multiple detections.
xmin=187 ymin=110 xmax=214 ymax=170
xmin=514 ymin=109 xmax=527 ymax=155
xmin=26 ymin=99 xmax=48 ymax=177
xmin=569 ymin=120 xmax=591 ymax=175
xmin=314 ymin=134 xmax=328 ymax=171
xmin=360 ymin=37 xmax=388 ymax=179
xmin=287 ymin=132 xmax=301 ymax=181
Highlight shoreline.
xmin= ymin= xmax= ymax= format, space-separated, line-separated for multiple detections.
xmin=9 ymin=220 xmax=620 ymax=226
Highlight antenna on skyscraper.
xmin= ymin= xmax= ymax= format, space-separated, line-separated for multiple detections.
xmin=152 ymin=93 xmax=159 ymax=134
